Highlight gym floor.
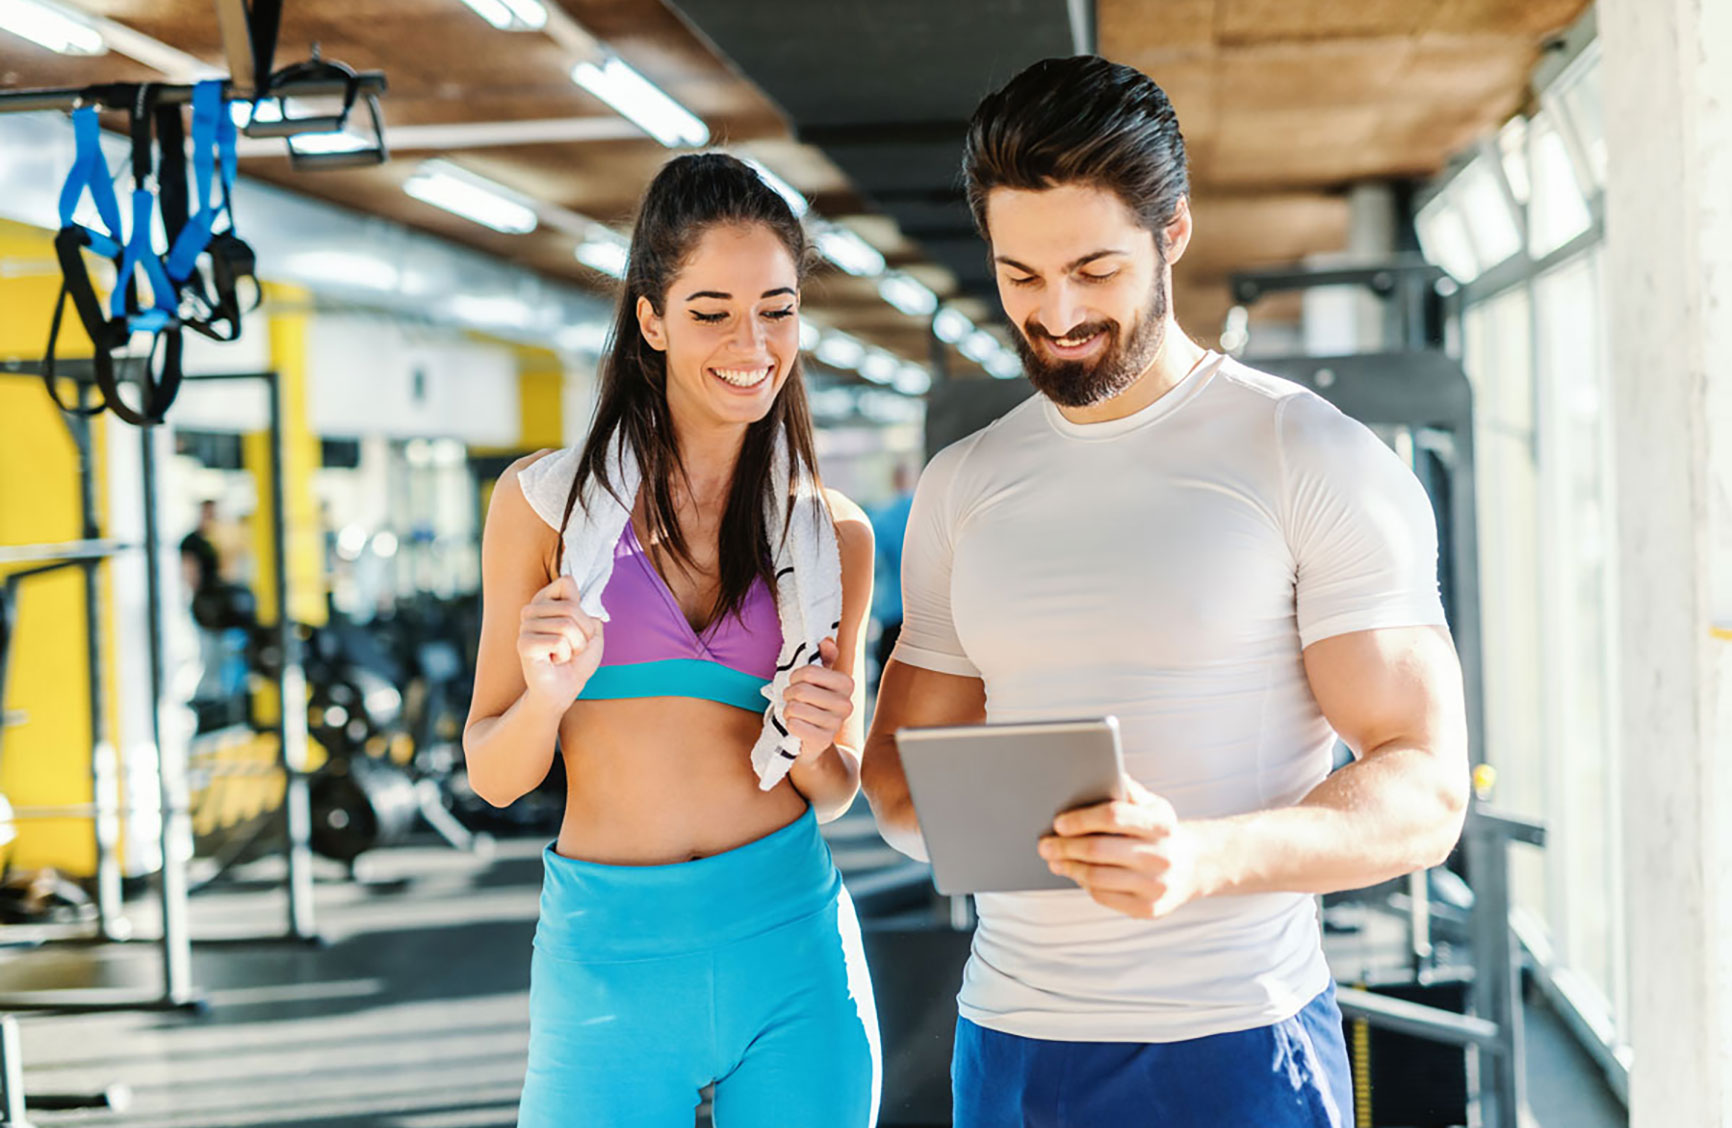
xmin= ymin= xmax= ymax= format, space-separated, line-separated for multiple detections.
xmin=5 ymin=817 xmax=1626 ymax=1128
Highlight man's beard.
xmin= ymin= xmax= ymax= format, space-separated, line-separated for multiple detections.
xmin=1012 ymin=271 xmax=1169 ymax=409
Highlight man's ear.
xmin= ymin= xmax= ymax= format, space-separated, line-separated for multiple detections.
xmin=637 ymin=295 xmax=667 ymax=352
xmin=1161 ymin=196 xmax=1194 ymax=265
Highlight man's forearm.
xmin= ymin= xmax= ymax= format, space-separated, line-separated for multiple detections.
xmin=1191 ymin=742 xmax=1469 ymax=899
xmin=860 ymin=735 xmax=930 ymax=861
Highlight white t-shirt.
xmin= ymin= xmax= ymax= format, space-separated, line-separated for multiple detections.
xmin=893 ymin=352 xmax=1447 ymax=1044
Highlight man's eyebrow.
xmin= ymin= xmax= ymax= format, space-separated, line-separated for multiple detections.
xmin=993 ymin=249 xmax=1129 ymax=274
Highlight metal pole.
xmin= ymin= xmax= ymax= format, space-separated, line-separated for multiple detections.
xmin=269 ymin=371 xmax=318 ymax=940
xmin=68 ymin=397 xmax=126 ymax=942
xmin=139 ymin=422 xmax=194 ymax=1005
xmin=1466 ymin=816 xmax=1525 ymax=1128
xmin=0 ymin=1016 xmax=30 ymax=1128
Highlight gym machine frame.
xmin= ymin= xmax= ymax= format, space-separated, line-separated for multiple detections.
xmin=0 ymin=359 xmax=323 ymax=956
xmin=1232 ymin=261 xmax=1540 ymax=1128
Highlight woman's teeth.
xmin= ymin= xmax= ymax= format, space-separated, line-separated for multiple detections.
xmin=712 ymin=366 xmax=772 ymax=387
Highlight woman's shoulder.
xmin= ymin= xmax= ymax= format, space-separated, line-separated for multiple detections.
xmin=824 ymin=488 xmax=874 ymax=564
xmin=504 ymin=447 xmax=581 ymax=531
xmin=823 ymin=487 xmax=869 ymax=528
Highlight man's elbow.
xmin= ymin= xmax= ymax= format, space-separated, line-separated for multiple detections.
xmin=1420 ymin=758 xmax=1471 ymax=868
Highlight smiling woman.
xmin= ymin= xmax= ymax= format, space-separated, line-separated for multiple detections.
xmin=461 ymin=152 xmax=881 ymax=1127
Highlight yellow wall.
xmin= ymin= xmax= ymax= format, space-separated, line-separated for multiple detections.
xmin=0 ymin=216 xmax=115 ymax=875
xmin=243 ymin=284 xmax=326 ymax=732
xmin=515 ymin=345 xmax=566 ymax=453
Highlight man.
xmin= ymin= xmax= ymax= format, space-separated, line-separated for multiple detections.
xmin=862 ymin=56 xmax=1468 ymax=1127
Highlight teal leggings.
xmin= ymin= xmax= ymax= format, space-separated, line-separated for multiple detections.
xmin=517 ymin=807 xmax=881 ymax=1127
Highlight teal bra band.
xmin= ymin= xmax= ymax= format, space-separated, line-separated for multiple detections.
xmin=576 ymin=659 xmax=771 ymax=714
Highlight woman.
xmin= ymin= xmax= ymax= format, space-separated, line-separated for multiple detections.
xmin=463 ymin=153 xmax=880 ymax=1126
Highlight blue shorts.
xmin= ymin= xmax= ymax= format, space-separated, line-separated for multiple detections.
xmin=518 ymin=806 xmax=881 ymax=1127
xmin=954 ymin=986 xmax=1354 ymax=1128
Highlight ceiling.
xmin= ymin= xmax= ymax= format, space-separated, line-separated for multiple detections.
xmin=0 ymin=0 xmax=1590 ymax=377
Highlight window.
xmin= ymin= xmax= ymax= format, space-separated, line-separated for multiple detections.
xmin=1532 ymin=251 xmax=1625 ymax=1030
xmin=1528 ymin=111 xmax=1593 ymax=258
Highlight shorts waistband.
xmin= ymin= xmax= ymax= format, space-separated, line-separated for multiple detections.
xmin=534 ymin=805 xmax=840 ymax=961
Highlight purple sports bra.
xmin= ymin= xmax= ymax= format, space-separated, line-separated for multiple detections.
xmin=574 ymin=521 xmax=782 ymax=713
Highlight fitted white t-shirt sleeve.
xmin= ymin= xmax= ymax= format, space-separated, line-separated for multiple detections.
xmin=1278 ymin=390 xmax=1448 ymax=648
xmin=890 ymin=434 xmax=982 ymax=678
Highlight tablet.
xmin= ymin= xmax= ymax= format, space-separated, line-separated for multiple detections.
xmin=894 ymin=717 xmax=1125 ymax=895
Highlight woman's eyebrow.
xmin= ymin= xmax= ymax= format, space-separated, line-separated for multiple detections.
xmin=684 ymin=287 xmax=797 ymax=302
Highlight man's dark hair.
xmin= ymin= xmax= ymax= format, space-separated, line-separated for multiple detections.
xmin=962 ymin=55 xmax=1189 ymax=249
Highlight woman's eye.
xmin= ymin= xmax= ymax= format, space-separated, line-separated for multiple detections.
xmin=764 ymin=307 xmax=796 ymax=320
xmin=692 ymin=311 xmax=728 ymax=324
xmin=1007 ymin=275 xmax=1038 ymax=288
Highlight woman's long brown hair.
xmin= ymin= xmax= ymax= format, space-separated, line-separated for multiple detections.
xmin=553 ymin=153 xmax=823 ymax=627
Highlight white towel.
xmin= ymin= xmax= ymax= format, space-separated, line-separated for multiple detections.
xmin=516 ymin=433 xmax=843 ymax=791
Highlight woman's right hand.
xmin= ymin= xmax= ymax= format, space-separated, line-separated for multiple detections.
xmin=517 ymin=575 xmax=605 ymax=705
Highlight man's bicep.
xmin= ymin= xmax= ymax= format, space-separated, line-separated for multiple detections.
xmin=1301 ymin=625 xmax=1466 ymax=762
xmin=872 ymin=659 xmax=987 ymax=734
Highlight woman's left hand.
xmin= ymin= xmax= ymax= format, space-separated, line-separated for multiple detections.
xmin=784 ymin=637 xmax=854 ymax=761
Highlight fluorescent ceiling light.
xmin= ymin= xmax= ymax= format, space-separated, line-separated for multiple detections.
xmin=456 ymin=0 xmax=546 ymax=31
xmin=799 ymin=318 xmax=821 ymax=352
xmin=571 ymin=55 xmax=709 ymax=148
xmin=576 ymin=229 xmax=630 ymax=278
xmin=960 ymin=328 xmax=1000 ymax=364
xmin=815 ymin=332 xmax=865 ymax=371
xmin=403 ymin=160 xmax=539 ymax=235
xmin=814 ymin=226 xmax=885 ymax=277
xmin=986 ymin=351 xmax=1024 ymax=380
xmin=859 ymin=350 xmax=898 ymax=385
xmin=291 ymin=131 xmax=373 ymax=155
xmin=0 ymin=0 xmax=104 ymax=55
xmin=742 ymin=158 xmax=808 ymax=218
xmin=933 ymin=307 xmax=973 ymax=344
xmin=878 ymin=272 xmax=937 ymax=317
xmin=893 ymin=364 xmax=932 ymax=396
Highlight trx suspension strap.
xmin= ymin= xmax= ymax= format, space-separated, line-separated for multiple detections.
xmin=163 ymin=79 xmax=258 ymax=342
xmin=43 ymin=102 xmax=125 ymax=418
xmin=43 ymin=85 xmax=186 ymax=426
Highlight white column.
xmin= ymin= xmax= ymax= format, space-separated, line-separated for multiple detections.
xmin=1600 ymin=0 xmax=1732 ymax=1124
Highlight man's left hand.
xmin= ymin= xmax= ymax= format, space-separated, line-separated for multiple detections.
xmin=1038 ymin=777 xmax=1208 ymax=920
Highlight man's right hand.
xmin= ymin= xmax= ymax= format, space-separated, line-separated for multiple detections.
xmin=518 ymin=575 xmax=604 ymax=704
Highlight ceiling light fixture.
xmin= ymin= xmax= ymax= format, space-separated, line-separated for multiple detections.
xmin=893 ymin=364 xmax=932 ymax=396
xmin=932 ymin=307 xmax=974 ymax=343
xmin=571 ymin=55 xmax=709 ymax=148
xmin=0 ymin=0 xmax=103 ymax=55
xmin=813 ymin=225 xmax=886 ymax=278
xmin=877 ymin=272 xmax=938 ymax=317
xmin=575 ymin=228 xmax=630 ymax=278
xmin=403 ymin=160 xmax=539 ymax=234
xmin=960 ymin=328 xmax=1000 ymax=365
xmin=815 ymin=332 xmax=865 ymax=371
xmin=859 ymin=350 xmax=899 ymax=385
xmin=456 ymin=0 xmax=546 ymax=31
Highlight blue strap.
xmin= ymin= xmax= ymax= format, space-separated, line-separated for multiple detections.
xmin=165 ymin=80 xmax=223 ymax=282
xmin=57 ymin=106 xmax=122 ymax=241
xmin=112 ymin=186 xmax=177 ymax=327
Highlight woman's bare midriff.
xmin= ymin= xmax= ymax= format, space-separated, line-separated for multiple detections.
xmin=551 ymin=695 xmax=809 ymax=865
